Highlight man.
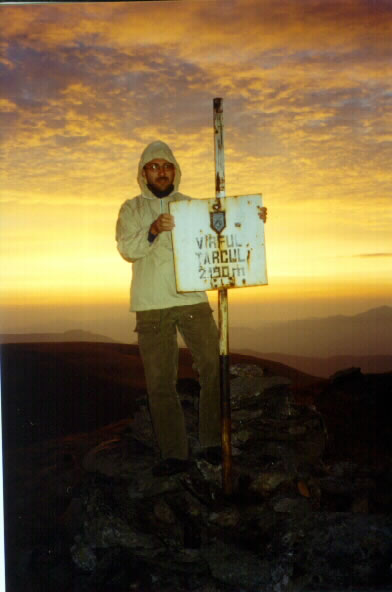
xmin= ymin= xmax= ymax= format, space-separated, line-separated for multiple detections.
xmin=116 ymin=140 xmax=267 ymax=476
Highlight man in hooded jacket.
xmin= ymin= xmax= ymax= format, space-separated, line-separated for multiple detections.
xmin=116 ymin=141 xmax=222 ymax=475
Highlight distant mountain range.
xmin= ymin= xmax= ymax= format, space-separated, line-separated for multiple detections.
xmin=1 ymin=306 xmax=391 ymax=375
xmin=0 ymin=329 xmax=115 ymax=344
xmin=229 ymin=305 xmax=392 ymax=358
xmin=235 ymin=350 xmax=392 ymax=378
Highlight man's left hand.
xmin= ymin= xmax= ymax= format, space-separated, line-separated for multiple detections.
xmin=258 ymin=206 xmax=267 ymax=223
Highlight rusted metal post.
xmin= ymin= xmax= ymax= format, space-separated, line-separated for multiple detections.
xmin=213 ymin=97 xmax=232 ymax=495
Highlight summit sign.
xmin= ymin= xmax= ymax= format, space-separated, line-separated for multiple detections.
xmin=169 ymin=194 xmax=267 ymax=292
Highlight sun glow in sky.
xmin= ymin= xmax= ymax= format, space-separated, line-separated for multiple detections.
xmin=0 ymin=0 xmax=391 ymax=334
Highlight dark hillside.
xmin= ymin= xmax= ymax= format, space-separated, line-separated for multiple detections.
xmin=1 ymin=342 xmax=320 ymax=449
xmin=313 ymin=370 xmax=392 ymax=464
xmin=1 ymin=342 xmax=144 ymax=448
xmin=2 ymin=343 xmax=392 ymax=591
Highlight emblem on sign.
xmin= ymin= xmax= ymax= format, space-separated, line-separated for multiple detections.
xmin=210 ymin=211 xmax=226 ymax=234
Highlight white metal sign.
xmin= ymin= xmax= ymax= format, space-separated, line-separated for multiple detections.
xmin=169 ymin=194 xmax=267 ymax=292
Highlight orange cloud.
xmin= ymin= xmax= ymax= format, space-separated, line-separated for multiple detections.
xmin=0 ymin=0 xmax=391 ymax=313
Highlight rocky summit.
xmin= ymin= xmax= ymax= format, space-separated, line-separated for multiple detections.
xmin=3 ymin=353 xmax=392 ymax=592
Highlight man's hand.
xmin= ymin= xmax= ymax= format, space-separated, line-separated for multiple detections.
xmin=150 ymin=213 xmax=175 ymax=235
xmin=257 ymin=206 xmax=267 ymax=223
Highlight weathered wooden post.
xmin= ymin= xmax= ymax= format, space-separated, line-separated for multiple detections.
xmin=213 ymin=98 xmax=232 ymax=495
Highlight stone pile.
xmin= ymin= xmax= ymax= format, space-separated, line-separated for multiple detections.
xmin=63 ymin=364 xmax=392 ymax=591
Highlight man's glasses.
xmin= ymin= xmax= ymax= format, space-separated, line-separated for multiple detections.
xmin=144 ymin=163 xmax=174 ymax=173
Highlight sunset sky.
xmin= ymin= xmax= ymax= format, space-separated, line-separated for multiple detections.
xmin=0 ymin=0 xmax=391 ymax=339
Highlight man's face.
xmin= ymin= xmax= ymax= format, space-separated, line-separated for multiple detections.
xmin=143 ymin=158 xmax=175 ymax=193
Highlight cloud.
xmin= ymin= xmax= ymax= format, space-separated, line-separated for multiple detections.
xmin=2 ymin=1 xmax=392 ymax=57
xmin=354 ymin=253 xmax=392 ymax=258
xmin=0 ymin=0 xmax=391 ymax=208
xmin=0 ymin=0 xmax=391 ymax=312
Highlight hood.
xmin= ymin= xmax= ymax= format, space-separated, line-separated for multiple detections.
xmin=137 ymin=140 xmax=181 ymax=199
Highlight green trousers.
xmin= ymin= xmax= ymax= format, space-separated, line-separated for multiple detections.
xmin=135 ymin=302 xmax=221 ymax=460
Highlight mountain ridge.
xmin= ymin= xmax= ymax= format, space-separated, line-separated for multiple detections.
xmin=235 ymin=349 xmax=392 ymax=378
xmin=229 ymin=305 xmax=392 ymax=357
xmin=1 ymin=305 xmax=391 ymax=357
xmin=0 ymin=329 xmax=116 ymax=344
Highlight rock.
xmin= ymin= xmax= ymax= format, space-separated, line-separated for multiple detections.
xmin=208 ymin=507 xmax=241 ymax=527
xmin=195 ymin=459 xmax=222 ymax=487
xmin=82 ymin=438 xmax=134 ymax=477
xmin=83 ymin=513 xmax=159 ymax=552
xmin=255 ymin=441 xmax=298 ymax=465
xmin=267 ymin=512 xmax=392 ymax=589
xmin=328 ymin=460 xmax=356 ymax=477
xmin=202 ymin=540 xmax=278 ymax=591
xmin=297 ymin=480 xmax=311 ymax=498
xmin=230 ymin=375 xmax=292 ymax=411
xmin=249 ymin=471 xmax=294 ymax=495
xmin=352 ymin=496 xmax=369 ymax=513
xmin=230 ymin=363 xmax=265 ymax=377
xmin=127 ymin=469 xmax=184 ymax=498
xmin=233 ymin=405 xmax=326 ymax=470
xmin=71 ymin=538 xmax=97 ymax=572
xmin=127 ymin=405 xmax=156 ymax=448
xmin=330 ymin=366 xmax=362 ymax=383
xmin=232 ymin=429 xmax=253 ymax=446
xmin=272 ymin=496 xmax=311 ymax=514
xmin=288 ymin=425 xmax=306 ymax=435
xmin=60 ymin=496 xmax=84 ymax=538
xmin=154 ymin=499 xmax=176 ymax=524
xmin=318 ymin=461 xmax=378 ymax=512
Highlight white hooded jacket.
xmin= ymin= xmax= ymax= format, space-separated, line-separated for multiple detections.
xmin=116 ymin=140 xmax=208 ymax=311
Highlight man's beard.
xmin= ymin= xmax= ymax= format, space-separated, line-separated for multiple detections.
xmin=147 ymin=182 xmax=174 ymax=198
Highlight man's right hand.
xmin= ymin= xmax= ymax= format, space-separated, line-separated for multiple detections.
xmin=150 ymin=213 xmax=175 ymax=235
